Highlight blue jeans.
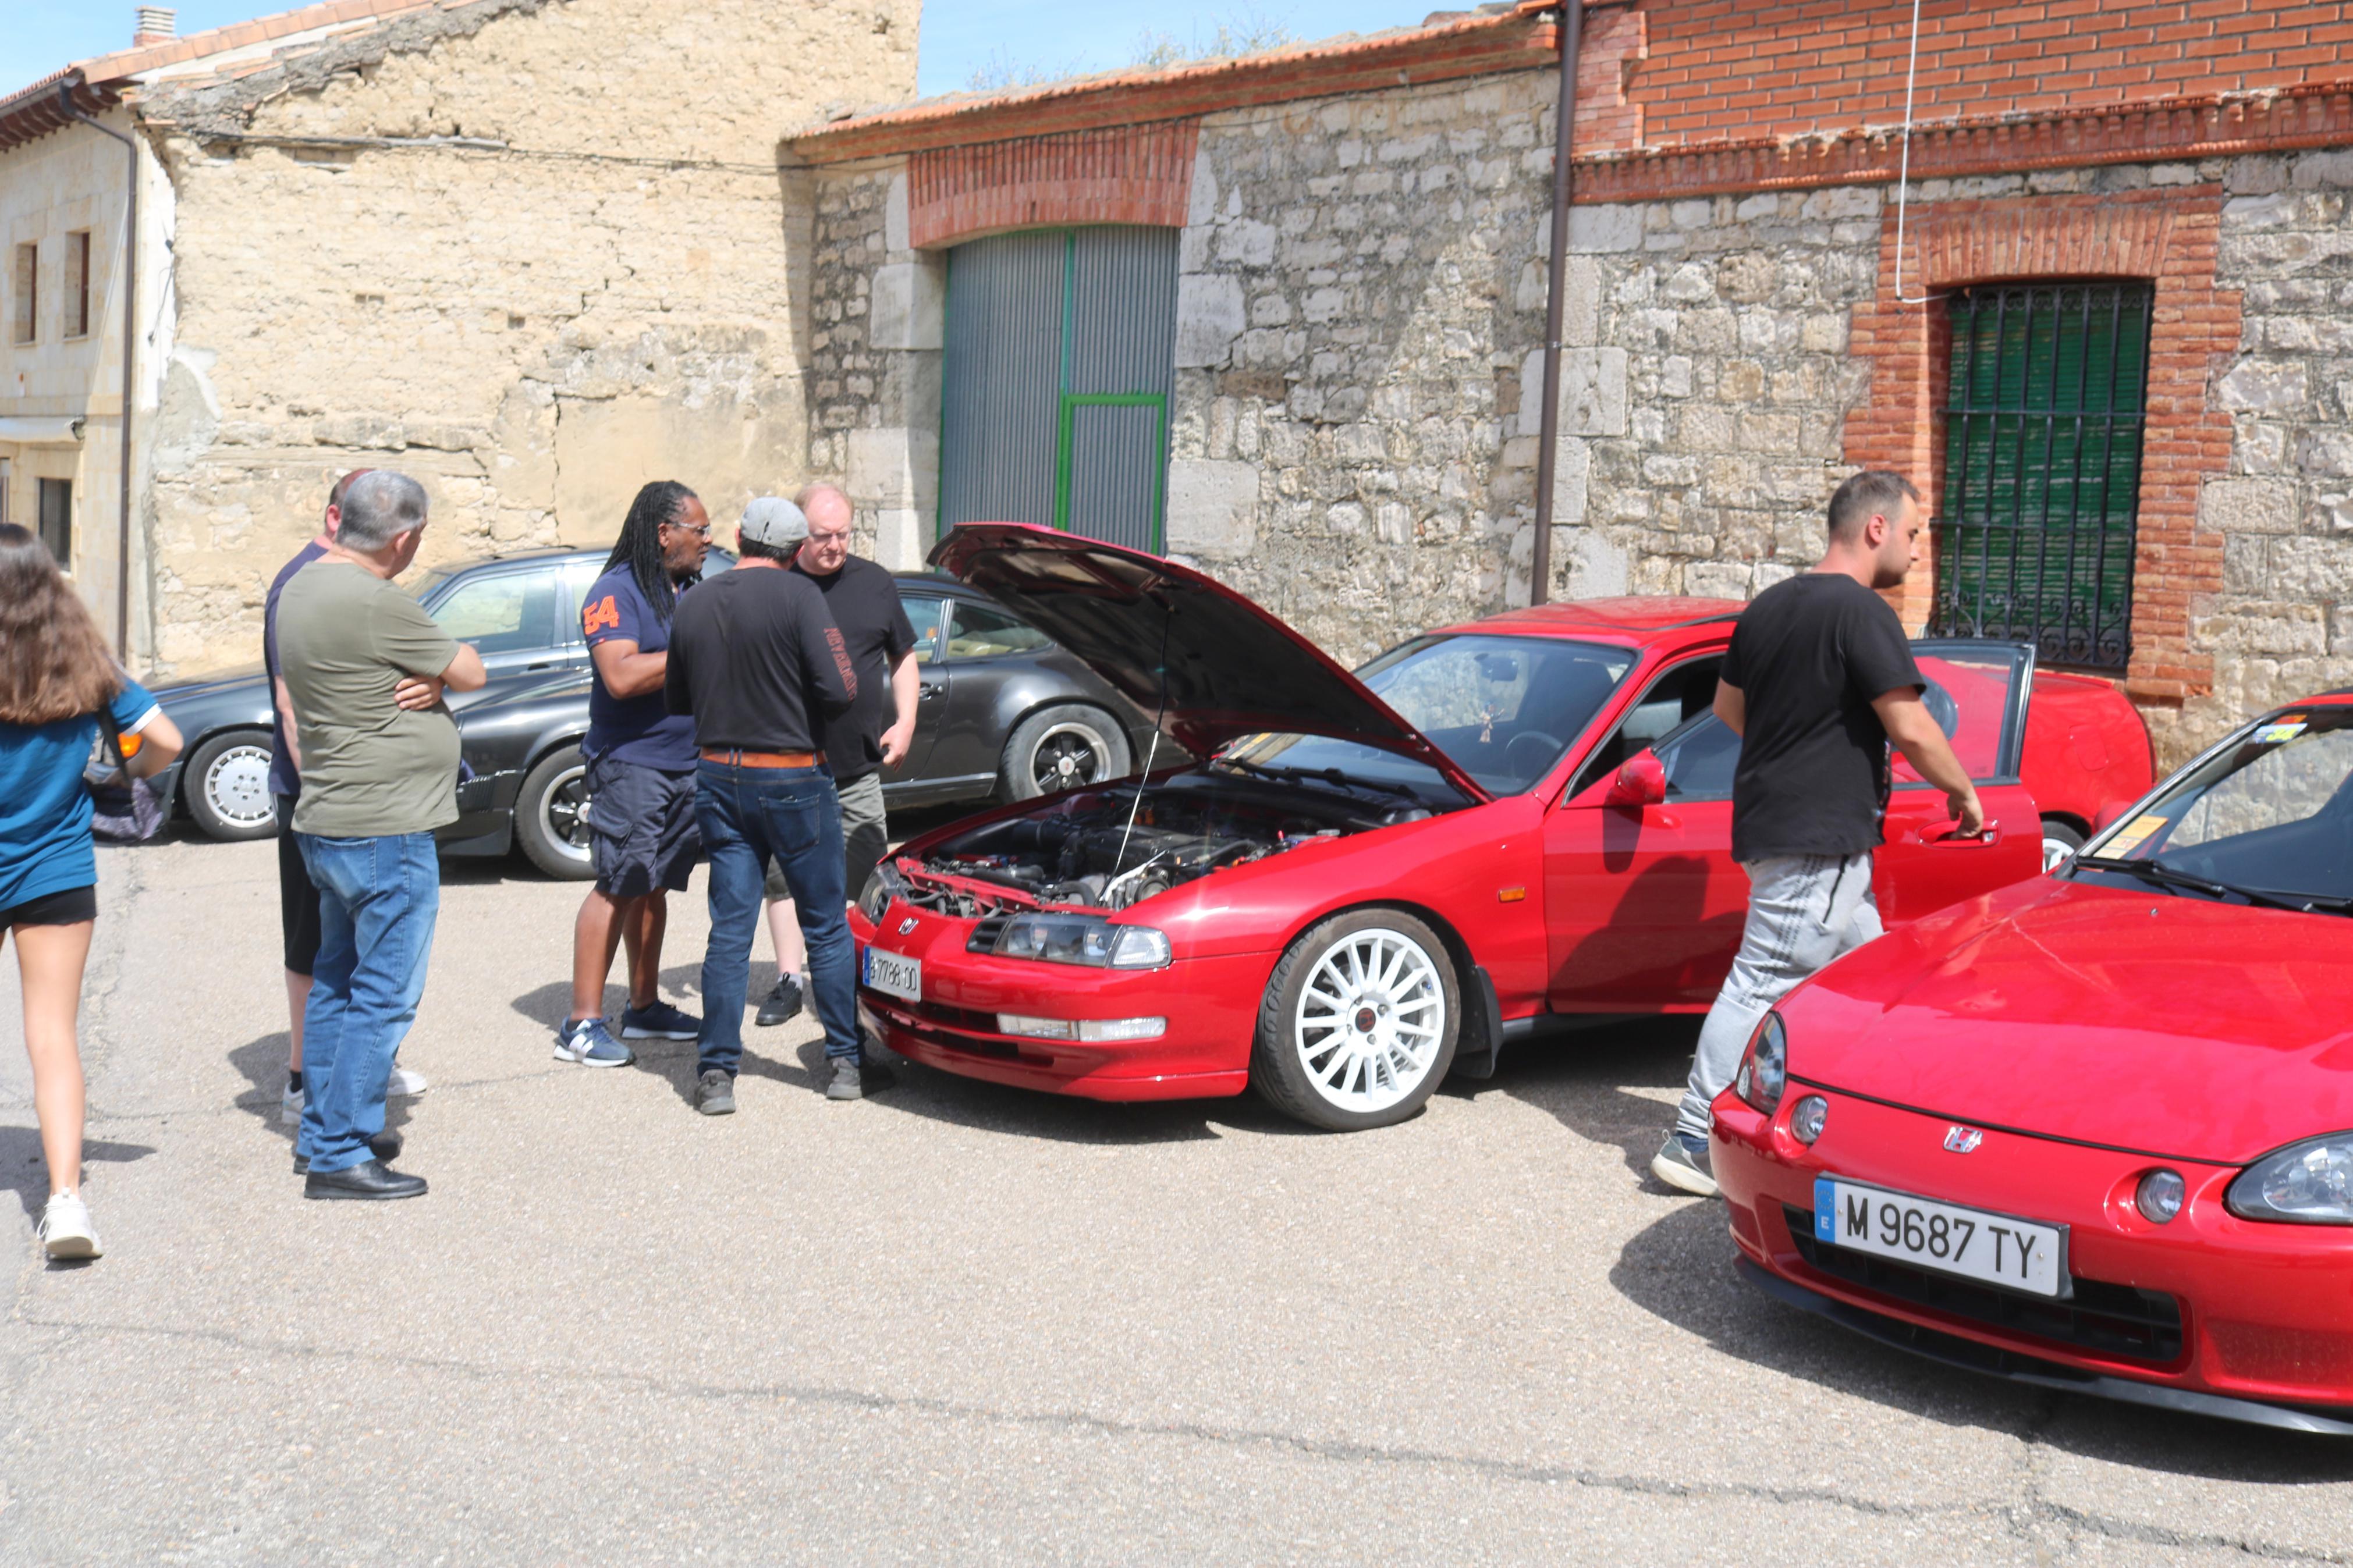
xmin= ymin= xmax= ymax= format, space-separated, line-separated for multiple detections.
xmin=695 ymin=762 xmax=858 ymax=1074
xmin=295 ymin=832 xmax=441 ymax=1174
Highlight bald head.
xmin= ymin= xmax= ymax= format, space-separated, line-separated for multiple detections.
xmin=794 ymin=484 xmax=852 ymax=531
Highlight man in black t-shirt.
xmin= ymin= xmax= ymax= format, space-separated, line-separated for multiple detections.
xmin=1653 ymin=471 xmax=1983 ymax=1198
xmin=754 ymin=484 xmax=919 ymax=1030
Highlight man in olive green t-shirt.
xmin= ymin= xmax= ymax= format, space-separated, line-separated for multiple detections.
xmin=276 ymin=471 xmax=486 ymax=1201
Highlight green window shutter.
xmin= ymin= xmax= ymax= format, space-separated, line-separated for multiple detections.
xmin=1933 ymin=282 xmax=2153 ymax=671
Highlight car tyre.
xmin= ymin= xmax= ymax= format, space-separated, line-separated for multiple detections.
xmin=1000 ymin=704 xmax=1132 ymax=801
xmin=2040 ymin=816 xmax=2086 ymax=872
xmin=182 ymin=728 xmax=281 ymax=841
xmin=515 ymin=744 xmax=597 ymax=880
xmin=1250 ymin=908 xmax=1460 ymax=1132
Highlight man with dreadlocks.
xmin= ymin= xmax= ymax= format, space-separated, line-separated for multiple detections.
xmin=556 ymin=479 xmax=712 ymax=1068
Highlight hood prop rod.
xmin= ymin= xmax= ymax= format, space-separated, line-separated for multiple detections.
xmin=1112 ymin=593 xmax=1175 ymax=880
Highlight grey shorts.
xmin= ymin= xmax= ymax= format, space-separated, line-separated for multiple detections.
xmin=585 ymin=755 xmax=700 ymax=898
xmin=765 ymin=769 xmax=887 ymax=901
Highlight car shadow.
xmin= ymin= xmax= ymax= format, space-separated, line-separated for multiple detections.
xmin=1612 ymin=1199 xmax=2353 ymax=1481
xmin=1442 ymin=1013 xmax=1705 ymax=1187
xmin=0 ymin=1123 xmax=156 ymax=1267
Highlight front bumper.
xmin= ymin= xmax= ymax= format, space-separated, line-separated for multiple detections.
xmin=1712 ymin=1086 xmax=2353 ymax=1430
xmin=854 ymin=903 xmax=1264 ymax=1102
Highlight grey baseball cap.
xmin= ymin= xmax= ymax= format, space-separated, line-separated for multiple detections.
xmin=738 ymin=496 xmax=808 ymax=549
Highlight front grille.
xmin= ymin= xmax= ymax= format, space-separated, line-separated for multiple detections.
xmin=968 ymin=912 xmax=1010 ymax=953
xmin=1782 ymin=1205 xmax=2183 ymax=1364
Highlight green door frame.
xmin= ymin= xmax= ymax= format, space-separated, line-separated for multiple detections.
xmin=1053 ymin=392 xmax=1167 ymax=545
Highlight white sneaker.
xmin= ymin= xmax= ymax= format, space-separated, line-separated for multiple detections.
xmin=38 ymin=1191 xmax=102 ymax=1260
xmin=281 ymin=1081 xmax=303 ymax=1126
xmin=386 ymin=1065 xmax=429 ymax=1098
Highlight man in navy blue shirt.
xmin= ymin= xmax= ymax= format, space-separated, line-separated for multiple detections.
xmin=268 ymin=470 xmax=436 ymax=1132
xmin=556 ymin=481 xmax=712 ymax=1068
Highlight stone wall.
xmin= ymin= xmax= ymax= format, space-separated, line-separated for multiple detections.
xmin=803 ymin=161 xmax=939 ymax=569
xmin=138 ymin=0 xmax=917 ymax=675
xmin=2194 ymin=149 xmax=2353 ymax=747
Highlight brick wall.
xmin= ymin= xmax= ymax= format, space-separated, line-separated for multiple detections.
xmin=1632 ymin=0 xmax=2353 ymax=148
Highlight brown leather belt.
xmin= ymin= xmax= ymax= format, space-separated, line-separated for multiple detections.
xmin=701 ymin=748 xmax=818 ymax=769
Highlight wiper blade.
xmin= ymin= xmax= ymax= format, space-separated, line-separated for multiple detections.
xmin=1211 ymin=756 xmax=1422 ymax=802
xmin=2074 ymin=856 xmax=2352 ymax=914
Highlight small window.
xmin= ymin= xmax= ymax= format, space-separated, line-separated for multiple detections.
xmin=37 ymin=477 xmax=72 ymax=568
xmin=1570 ymin=653 xmax=1724 ymax=799
xmin=12 ymin=243 xmax=35 ymax=345
xmin=902 ymin=595 xmax=946 ymax=664
xmin=65 ymin=232 xmax=91 ymax=339
xmin=428 ymin=569 xmax=557 ymax=655
xmin=1933 ymin=281 xmax=2154 ymax=671
xmin=0 ymin=456 xmax=11 ymax=525
xmin=945 ymin=598 xmax=1050 ymax=660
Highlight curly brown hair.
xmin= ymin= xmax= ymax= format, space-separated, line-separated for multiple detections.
xmin=0 ymin=523 xmax=122 ymax=725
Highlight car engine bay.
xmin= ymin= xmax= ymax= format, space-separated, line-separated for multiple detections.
xmin=897 ymin=776 xmax=1436 ymax=915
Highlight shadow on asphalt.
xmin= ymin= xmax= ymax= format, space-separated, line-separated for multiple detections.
xmin=225 ymin=1032 xmax=416 ymax=1168
xmin=0 ymin=1123 xmax=155 ymax=1264
xmin=1489 ymin=1021 xmax=2353 ymax=1479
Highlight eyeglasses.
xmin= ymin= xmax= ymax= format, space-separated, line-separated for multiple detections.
xmin=806 ymin=528 xmax=853 ymax=545
xmin=662 ymin=520 xmax=712 ymax=537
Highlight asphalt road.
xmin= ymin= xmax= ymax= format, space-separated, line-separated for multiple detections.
xmin=2 ymin=826 xmax=2348 ymax=1564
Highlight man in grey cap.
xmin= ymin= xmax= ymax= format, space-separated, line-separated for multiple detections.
xmin=663 ymin=495 xmax=881 ymax=1111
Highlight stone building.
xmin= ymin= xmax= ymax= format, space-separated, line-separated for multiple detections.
xmin=0 ymin=0 xmax=914 ymax=671
xmin=785 ymin=1 xmax=2353 ymax=765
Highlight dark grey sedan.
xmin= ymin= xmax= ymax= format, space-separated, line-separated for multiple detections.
xmin=150 ymin=553 xmax=1155 ymax=880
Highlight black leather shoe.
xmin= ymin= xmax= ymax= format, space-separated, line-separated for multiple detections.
xmin=303 ymin=1160 xmax=428 ymax=1201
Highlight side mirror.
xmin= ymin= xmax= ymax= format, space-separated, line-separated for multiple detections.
xmin=2092 ymin=800 xmax=2134 ymax=833
xmin=1606 ymin=751 xmax=1667 ymax=809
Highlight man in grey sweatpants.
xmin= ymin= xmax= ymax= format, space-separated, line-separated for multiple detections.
xmin=1652 ymin=470 xmax=1982 ymax=1199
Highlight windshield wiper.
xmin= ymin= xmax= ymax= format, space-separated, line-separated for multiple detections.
xmin=2073 ymin=856 xmax=2353 ymax=915
xmin=1211 ymin=756 xmax=1425 ymax=803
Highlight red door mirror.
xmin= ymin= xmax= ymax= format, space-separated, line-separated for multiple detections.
xmin=1606 ymin=752 xmax=1667 ymax=809
xmin=2092 ymin=800 xmax=2134 ymax=833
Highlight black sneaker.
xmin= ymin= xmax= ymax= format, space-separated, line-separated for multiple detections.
xmin=1651 ymin=1132 xmax=1719 ymax=1199
xmin=825 ymin=1057 xmax=896 ymax=1101
xmin=694 ymin=1069 xmax=737 ymax=1116
xmin=304 ymin=1160 xmax=428 ymax=1201
xmin=755 ymin=975 xmax=804 ymax=1027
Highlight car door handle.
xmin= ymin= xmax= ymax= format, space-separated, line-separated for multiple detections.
xmin=525 ymin=661 xmax=555 ymax=671
xmin=1912 ymin=822 xmax=2002 ymax=846
xmin=919 ymin=685 xmax=945 ymax=701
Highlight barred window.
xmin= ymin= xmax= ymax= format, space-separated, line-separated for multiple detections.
xmin=1931 ymin=282 xmax=2154 ymax=671
xmin=66 ymin=231 xmax=91 ymax=339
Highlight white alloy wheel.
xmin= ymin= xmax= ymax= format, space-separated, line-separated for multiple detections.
xmin=1292 ymin=926 xmax=1447 ymax=1115
xmin=203 ymin=742 xmax=275 ymax=828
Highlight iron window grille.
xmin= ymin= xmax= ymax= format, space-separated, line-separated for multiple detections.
xmin=1932 ymin=281 xmax=2155 ymax=672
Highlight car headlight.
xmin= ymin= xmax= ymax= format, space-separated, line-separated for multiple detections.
xmin=1734 ymin=1012 xmax=1788 ymax=1114
xmin=979 ymin=912 xmax=1172 ymax=970
xmin=2227 ymin=1134 xmax=2353 ymax=1224
xmin=857 ymin=862 xmax=906 ymax=925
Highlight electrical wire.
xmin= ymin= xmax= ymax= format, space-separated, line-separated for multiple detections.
xmin=1890 ymin=0 xmax=1946 ymax=306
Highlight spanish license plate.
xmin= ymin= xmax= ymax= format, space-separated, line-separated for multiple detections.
xmin=1812 ymin=1177 xmax=2067 ymax=1298
xmin=862 ymin=946 xmax=921 ymax=1003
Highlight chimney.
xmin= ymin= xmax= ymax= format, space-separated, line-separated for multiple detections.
xmin=133 ymin=7 xmax=176 ymax=47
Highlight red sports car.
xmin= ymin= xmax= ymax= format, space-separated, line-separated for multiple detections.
xmin=1715 ymin=690 xmax=2353 ymax=1432
xmin=852 ymin=524 xmax=2150 ymax=1131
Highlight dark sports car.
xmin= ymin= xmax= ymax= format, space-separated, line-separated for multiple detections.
xmin=149 ymin=549 xmax=1154 ymax=879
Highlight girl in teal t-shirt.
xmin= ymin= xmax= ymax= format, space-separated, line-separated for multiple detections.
xmin=0 ymin=524 xmax=183 ymax=1261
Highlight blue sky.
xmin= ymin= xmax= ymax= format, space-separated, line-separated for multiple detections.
xmin=5 ymin=2 xmax=1442 ymax=101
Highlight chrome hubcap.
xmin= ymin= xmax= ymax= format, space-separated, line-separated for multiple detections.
xmin=1294 ymin=927 xmax=1445 ymax=1114
xmin=1032 ymin=722 xmax=1110 ymax=791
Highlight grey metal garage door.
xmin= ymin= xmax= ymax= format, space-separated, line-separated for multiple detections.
xmin=940 ymin=226 xmax=1177 ymax=552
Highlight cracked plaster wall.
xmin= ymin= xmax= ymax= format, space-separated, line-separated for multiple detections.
xmin=141 ymin=0 xmax=916 ymax=675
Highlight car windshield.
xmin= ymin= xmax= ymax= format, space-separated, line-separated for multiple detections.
xmin=2071 ymin=705 xmax=2353 ymax=908
xmin=1351 ymin=633 xmax=1635 ymax=795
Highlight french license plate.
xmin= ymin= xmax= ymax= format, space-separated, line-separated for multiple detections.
xmin=862 ymin=946 xmax=921 ymax=1003
xmin=1812 ymin=1177 xmax=2067 ymax=1299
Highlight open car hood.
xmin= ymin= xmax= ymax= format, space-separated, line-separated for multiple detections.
xmin=931 ymin=524 xmax=1489 ymax=801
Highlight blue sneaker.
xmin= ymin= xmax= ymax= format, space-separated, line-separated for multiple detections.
xmin=620 ymin=1000 xmax=700 ymax=1040
xmin=554 ymin=1017 xmax=636 ymax=1068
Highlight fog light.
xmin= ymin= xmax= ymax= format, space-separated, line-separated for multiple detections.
xmin=2137 ymin=1168 xmax=2186 ymax=1224
xmin=1790 ymin=1095 xmax=1828 ymax=1146
xmin=996 ymin=1014 xmax=1166 ymax=1043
